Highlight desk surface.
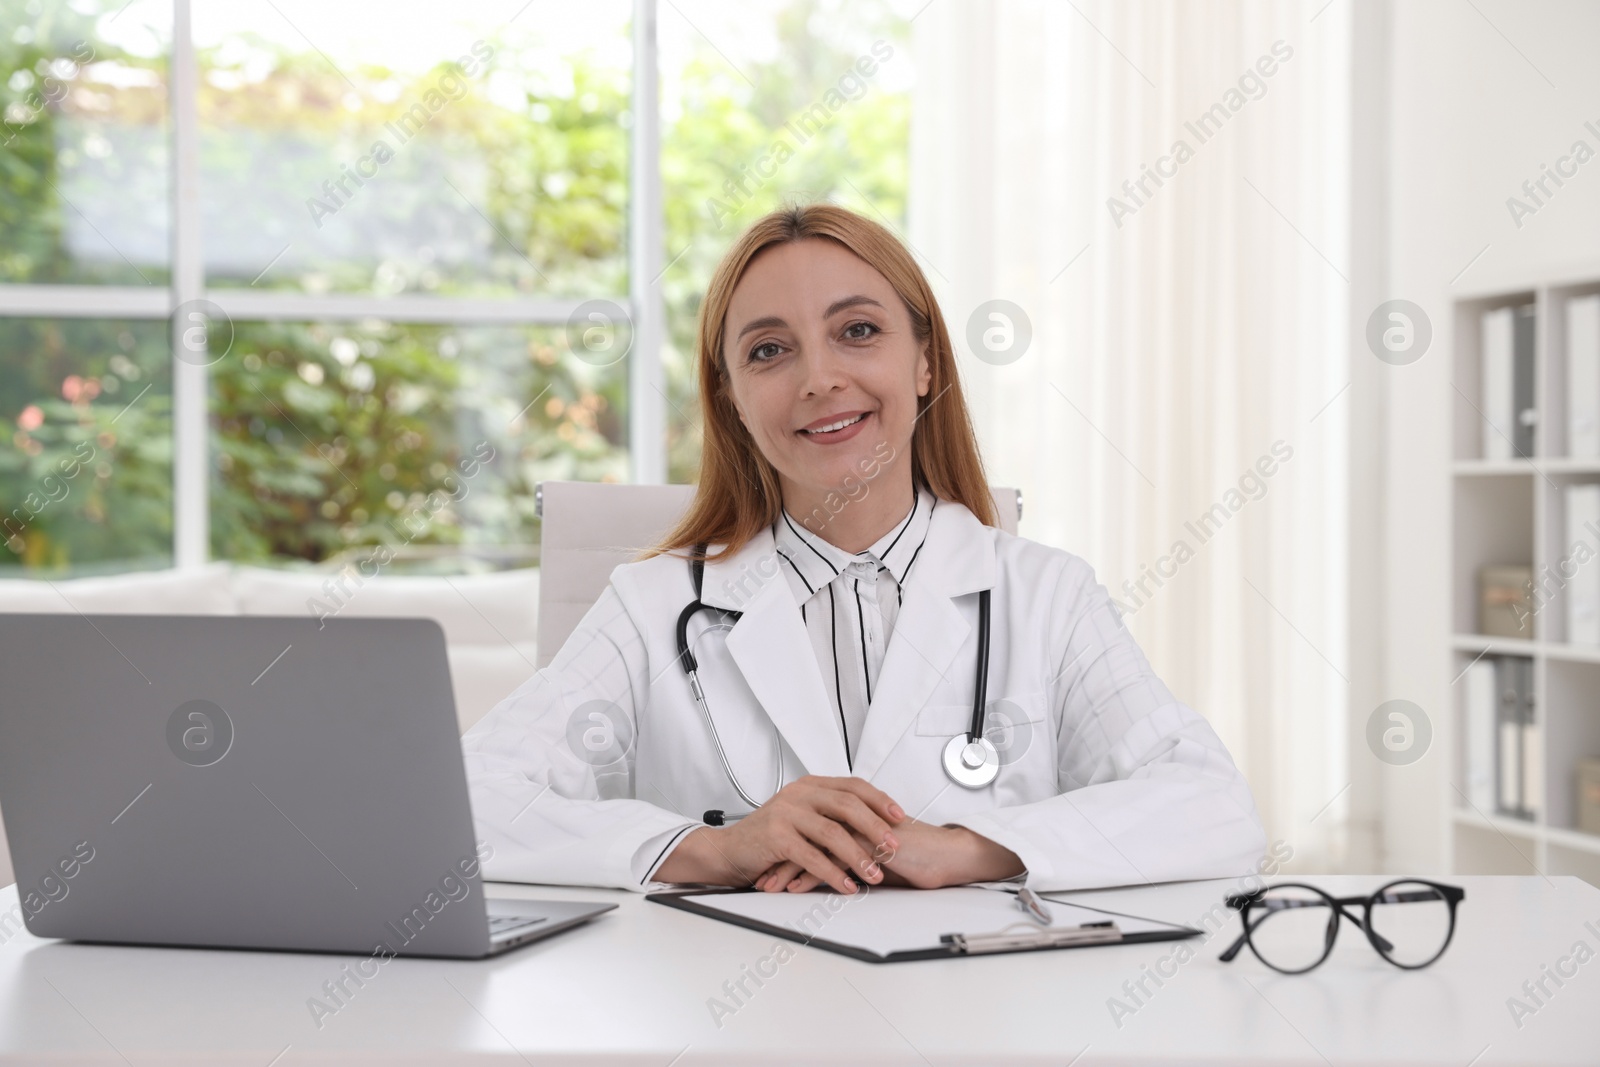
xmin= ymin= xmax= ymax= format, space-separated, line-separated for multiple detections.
xmin=0 ymin=874 xmax=1596 ymax=1066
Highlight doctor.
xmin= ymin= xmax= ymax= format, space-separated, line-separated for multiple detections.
xmin=462 ymin=203 xmax=1267 ymax=897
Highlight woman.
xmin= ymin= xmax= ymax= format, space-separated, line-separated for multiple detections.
xmin=462 ymin=203 xmax=1266 ymax=896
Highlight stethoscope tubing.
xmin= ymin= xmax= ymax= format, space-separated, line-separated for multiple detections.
xmin=678 ymin=541 xmax=998 ymax=824
xmin=968 ymin=588 xmax=991 ymax=742
xmin=677 ymin=548 xmax=781 ymax=816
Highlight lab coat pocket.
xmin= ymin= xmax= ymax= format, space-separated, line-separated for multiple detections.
xmin=915 ymin=690 xmax=1048 ymax=770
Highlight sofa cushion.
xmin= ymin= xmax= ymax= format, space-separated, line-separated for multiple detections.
xmin=0 ymin=562 xmax=237 ymax=614
xmin=233 ymin=565 xmax=540 ymax=730
xmin=231 ymin=565 xmax=539 ymax=649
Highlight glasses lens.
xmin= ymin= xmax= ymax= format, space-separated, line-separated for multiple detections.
xmin=1366 ymin=881 xmax=1452 ymax=967
xmin=1246 ymin=886 xmax=1337 ymax=972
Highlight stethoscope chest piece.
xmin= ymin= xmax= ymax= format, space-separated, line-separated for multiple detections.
xmin=942 ymin=733 xmax=999 ymax=788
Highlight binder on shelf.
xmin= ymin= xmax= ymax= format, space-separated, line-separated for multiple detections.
xmin=1464 ymin=659 xmax=1497 ymax=812
xmin=1499 ymin=720 xmax=1521 ymax=815
xmin=1480 ymin=304 xmax=1537 ymax=460
xmin=1514 ymin=304 xmax=1537 ymax=458
xmin=1566 ymin=485 xmax=1600 ymax=645
xmin=1493 ymin=656 xmax=1536 ymax=821
xmin=1522 ymin=719 xmax=1542 ymax=818
xmin=1568 ymin=294 xmax=1600 ymax=457
xmin=1483 ymin=307 xmax=1515 ymax=460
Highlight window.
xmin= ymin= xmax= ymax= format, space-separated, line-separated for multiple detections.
xmin=0 ymin=0 xmax=914 ymax=575
xmin=1 ymin=0 xmax=172 ymax=286
xmin=194 ymin=3 xmax=632 ymax=297
xmin=210 ymin=320 xmax=624 ymax=564
xmin=658 ymin=0 xmax=912 ymax=482
xmin=0 ymin=316 xmax=171 ymax=570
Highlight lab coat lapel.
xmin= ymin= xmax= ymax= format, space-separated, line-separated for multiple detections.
xmin=850 ymin=500 xmax=997 ymax=782
xmin=702 ymin=532 xmax=853 ymax=778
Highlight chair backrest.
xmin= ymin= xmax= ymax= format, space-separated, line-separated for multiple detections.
xmin=535 ymin=481 xmax=1021 ymax=667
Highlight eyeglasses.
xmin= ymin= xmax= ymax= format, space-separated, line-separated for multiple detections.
xmin=1218 ymin=879 xmax=1465 ymax=974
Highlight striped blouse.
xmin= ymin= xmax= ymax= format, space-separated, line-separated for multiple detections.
xmin=771 ymin=483 xmax=936 ymax=770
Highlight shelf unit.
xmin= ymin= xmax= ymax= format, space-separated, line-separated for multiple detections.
xmin=1449 ymin=276 xmax=1600 ymax=889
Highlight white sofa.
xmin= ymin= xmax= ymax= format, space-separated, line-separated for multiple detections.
xmin=0 ymin=562 xmax=540 ymax=888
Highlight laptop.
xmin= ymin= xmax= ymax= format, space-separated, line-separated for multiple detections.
xmin=0 ymin=613 xmax=614 ymax=958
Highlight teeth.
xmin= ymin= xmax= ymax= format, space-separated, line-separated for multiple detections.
xmin=804 ymin=413 xmax=866 ymax=435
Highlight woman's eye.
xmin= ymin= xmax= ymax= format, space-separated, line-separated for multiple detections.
xmin=749 ymin=341 xmax=782 ymax=363
xmin=844 ymin=321 xmax=879 ymax=341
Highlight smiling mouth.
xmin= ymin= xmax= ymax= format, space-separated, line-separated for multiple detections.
xmin=800 ymin=412 xmax=868 ymax=436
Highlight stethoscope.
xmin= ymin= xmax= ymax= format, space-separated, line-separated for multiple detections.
xmin=676 ymin=542 xmax=998 ymax=826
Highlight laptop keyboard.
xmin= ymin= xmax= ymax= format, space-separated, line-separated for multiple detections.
xmin=488 ymin=914 xmax=547 ymax=934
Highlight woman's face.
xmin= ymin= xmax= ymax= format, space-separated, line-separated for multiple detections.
xmin=721 ymin=237 xmax=931 ymax=506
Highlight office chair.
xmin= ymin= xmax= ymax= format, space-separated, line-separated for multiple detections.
xmin=534 ymin=480 xmax=1021 ymax=668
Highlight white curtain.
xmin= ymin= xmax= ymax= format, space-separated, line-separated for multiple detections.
xmin=907 ymin=0 xmax=1351 ymax=871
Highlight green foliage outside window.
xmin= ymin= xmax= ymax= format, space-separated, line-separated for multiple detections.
xmin=0 ymin=0 xmax=911 ymax=574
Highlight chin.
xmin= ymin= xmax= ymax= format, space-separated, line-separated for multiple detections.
xmin=804 ymin=445 xmax=883 ymax=492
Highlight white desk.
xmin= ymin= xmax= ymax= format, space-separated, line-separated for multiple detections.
xmin=0 ymin=874 xmax=1595 ymax=1065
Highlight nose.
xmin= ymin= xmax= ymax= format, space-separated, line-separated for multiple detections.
xmin=797 ymin=335 xmax=850 ymax=397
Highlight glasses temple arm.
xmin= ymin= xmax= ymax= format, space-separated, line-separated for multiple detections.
xmin=1218 ymin=927 xmax=1249 ymax=962
xmin=1218 ymin=907 xmax=1271 ymax=962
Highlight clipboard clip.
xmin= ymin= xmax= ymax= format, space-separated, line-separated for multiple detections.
xmin=941 ymin=920 xmax=1123 ymax=954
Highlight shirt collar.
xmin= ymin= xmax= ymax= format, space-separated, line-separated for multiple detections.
xmin=773 ymin=484 xmax=937 ymax=596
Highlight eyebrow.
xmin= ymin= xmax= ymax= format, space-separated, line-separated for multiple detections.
xmin=733 ymin=295 xmax=887 ymax=343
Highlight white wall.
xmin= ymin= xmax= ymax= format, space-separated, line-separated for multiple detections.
xmin=1370 ymin=0 xmax=1600 ymax=871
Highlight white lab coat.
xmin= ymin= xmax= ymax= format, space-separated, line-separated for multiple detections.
xmin=462 ymin=496 xmax=1267 ymax=893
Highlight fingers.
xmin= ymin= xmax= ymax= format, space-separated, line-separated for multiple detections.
xmin=796 ymin=811 xmax=884 ymax=888
xmin=846 ymin=826 xmax=897 ymax=867
xmin=737 ymin=777 xmax=910 ymax=895
xmin=756 ymin=860 xmax=801 ymax=892
xmin=779 ymin=832 xmax=859 ymax=896
xmin=811 ymin=776 xmax=908 ymax=825
xmin=813 ymin=791 xmax=900 ymax=857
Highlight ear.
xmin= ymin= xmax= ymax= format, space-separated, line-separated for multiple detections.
xmin=915 ymin=340 xmax=933 ymax=397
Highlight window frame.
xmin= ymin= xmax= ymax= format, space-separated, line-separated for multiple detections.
xmin=0 ymin=0 xmax=666 ymax=569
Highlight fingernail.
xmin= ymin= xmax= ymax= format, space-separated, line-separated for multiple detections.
xmin=884 ymin=832 xmax=900 ymax=849
xmin=842 ymin=880 xmax=857 ymax=893
xmin=863 ymin=862 xmax=881 ymax=880
xmin=889 ymin=803 xmax=906 ymax=820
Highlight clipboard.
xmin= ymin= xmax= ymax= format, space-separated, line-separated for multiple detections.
xmin=647 ymin=884 xmax=1201 ymax=963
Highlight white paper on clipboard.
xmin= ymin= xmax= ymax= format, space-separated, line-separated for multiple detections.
xmin=678 ymin=885 xmax=1191 ymax=958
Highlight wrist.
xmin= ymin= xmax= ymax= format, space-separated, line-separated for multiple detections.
xmin=655 ymin=826 xmax=741 ymax=886
xmin=939 ymin=824 xmax=1025 ymax=885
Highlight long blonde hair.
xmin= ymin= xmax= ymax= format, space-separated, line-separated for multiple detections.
xmin=649 ymin=202 xmax=994 ymax=560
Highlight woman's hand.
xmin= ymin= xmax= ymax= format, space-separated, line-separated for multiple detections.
xmin=653 ymin=775 xmax=906 ymax=895
xmin=755 ymin=819 xmax=1025 ymax=892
